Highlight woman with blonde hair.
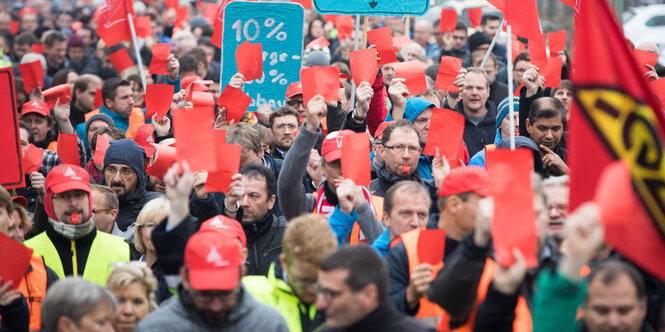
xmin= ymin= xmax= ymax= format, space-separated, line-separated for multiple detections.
xmin=133 ymin=196 xmax=172 ymax=303
xmin=106 ymin=263 xmax=158 ymax=332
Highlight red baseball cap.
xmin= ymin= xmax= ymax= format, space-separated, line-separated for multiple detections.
xmin=321 ymin=130 xmax=354 ymax=162
xmin=45 ymin=165 xmax=91 ymax=195
xmin=185 ymin=231 xmax=243 ymax=291
xmin=12 ymin=196 xmax=28 ymax=209
xmin=374 ymin=121 xmax=394 ymax=140
xmin=438 ymin=166 xmax=490 ymax=198
xmin=285 ymin=82 xmax=303 ymax=98
xmin=21 ymin=101 xmax=50 ymax=117
xmin=200 ymin=215 xmax=247 ymax=247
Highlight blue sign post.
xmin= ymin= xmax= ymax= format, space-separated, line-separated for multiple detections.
xmin=313 ymin=0 xmax=428 ymax=16
xmin=222 ymin=2 xmax=304 ymax=111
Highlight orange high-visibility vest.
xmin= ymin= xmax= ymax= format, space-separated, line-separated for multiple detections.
xmin=85 ymin=107 xmax=145 ymax=139
xmin=47 ymin=140 xmax=58 ymax=152
xmin=349 ymin=195 xmax=385 ymax=245
xmin=19 ymin=255 xmax=48 ymax=331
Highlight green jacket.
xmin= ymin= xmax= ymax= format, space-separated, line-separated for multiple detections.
xmin=533 ymin=267 xmax=587 ymax=332
xmin=243 ymin=262 xmax=324 ymax=332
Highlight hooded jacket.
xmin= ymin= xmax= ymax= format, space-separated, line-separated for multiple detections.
xmin=135 ymin=284 xmax=289 ymax=332
xmin=100 ymin=139 xmax=163 ymax=231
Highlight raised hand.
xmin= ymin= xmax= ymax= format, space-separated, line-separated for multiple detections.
xmin=492 ymin=248 xmax=528 ymax=295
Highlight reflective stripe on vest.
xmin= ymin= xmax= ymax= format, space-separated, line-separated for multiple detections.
xmin=399 ymin=228 xmax=447 ymax=328
xmin=485 ymin=144 xmax=496 ymax=152
xmin=19 ymin=255 xmax=47 ymax=331
xmin=84 ymin=107 xmax=145 ymax=140
xmin=25 ymin=231 xmax=130 ymax=286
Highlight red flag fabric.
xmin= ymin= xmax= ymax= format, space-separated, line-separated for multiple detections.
xmin=570 ymin=0 xmax=665 ymax=279
xmin=495 ymin=0 xmax=541 ymax=40
xmin=440 ymin=9 xmax=457 ymax=33
xmin=650 ymin=78 xmax=665 ymax=110
xmin=349 ymin=48 xmax=378 ymax=87
xmin=487 ymin=148 xmax=538 ymax=268
xmin=23 ymin=144 xmax=43 ymax=174
xmin=633 ymin=49 xmax=658 ymax=76
xmin=96 ymin=0 xmax=134 ymax=47
xmin=300 ymin=66 xmax=340 ymax=104
xmin=392 ymin=60 xmax=427 ymax=96
xmin=18 ymin=61 xmax=44 ymax=94
xmin=435 ymin=56 xmax=462 ymax=93
xmin=467 ymin=8 xmax=483 ymax=28
xmin=528 ymin=33 xmax=548 ymax=70
xmin=341 ymin=132 xmax=371 ymax=186
xmin=203 ymin=3 xmax=219 ymax=24
xmin=217 ymin=85 xmax=252 ymax=124
xmin=149 ymin=43 xmax=170 ymax=75
xmin=367 ymin=26 xmax=398 ymax=65
xmin=145 ymin=84 xmax=174 ymax=121
xmin=57 ymin=133 xmax=80 ymax=166
xmin=235 ymin=41 xmax=263 ymax=81
xmin=108 ymin=48 xmax=134 ymax=73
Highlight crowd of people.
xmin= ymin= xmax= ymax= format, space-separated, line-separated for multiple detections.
xmin=0 ymin=0 xmax=663 ymax=331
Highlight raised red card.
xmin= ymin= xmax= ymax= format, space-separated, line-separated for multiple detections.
xmin=31 ymin=44 xmax=45 ymax=54
xmin=134 ymin=16 xmax=152 ymax=38
xmin=146 ymin=143 xmax=177 ymax=180
xmin=435 ymin=56 xmax=462 ymax=93
xmin=18 ymin=60 xmax=44 ymax=94
xmin=440 ymin=9 xmax=458 ymax=33
xmin=423 ymin=108 xmax=465 ymax=160
xmin=205 ymin=141 xmax=242 ymax=193
xmin=235 ymin=41 xmax=263 ymax=81
xmin=145 ymin=84 xmax=174 ymax=121
xmin=23 ymin=144 xmax=43 ymax=174
xmin=349 ymin=48 xmax=378 ymax=87
xmin=93 ymin=134 xmax=110 ymax=165
xmin=367 ymin=26 xmax=398 ymax=65
xmin=305 ymin=36 xmax=330 ymax=50
xmin=172 ymin=108 xmax=217 ymax=172
xmin=300 ymin=66 xmax=340 ymax=104
xmin=486 ymin=148 xmax=538 ymax=268
xmin=0 ymin=68 xmax=24 ymax=189
xmin=0 ymin=232 xmax=33 ymax=290
xmin=57 ymin=133 xmax=80 ymax=166
xmin=529 ymin=33 xmax=548 ymax=70
xmin=217 ymin=85 xmax=252 ymax=125
xmin=341 ymin=132 xmax=371 ymax=186
xmin=149 ymin=43 xmax=170 ymax=75
xmin=392 ymin=60 xmax=427 ymax=96
xmin=547 ymin=30 xmax=566 ymax=54
xmin=542 ymin=56 xmax=563 ymax=88
xmin=43 ymin=84 xmax=71 ymax=110
xmin=468 ymin=8 xmax=483 ymax=28
xmin=393 ymin=35 xmax=413 ymax=52
xmin=109 ymin=48 xmax=134 ymax=73
xmin=9 ymin=20 xmax=19 ymax=35
xmin=417 ymin=229 xmax=446 ymax=265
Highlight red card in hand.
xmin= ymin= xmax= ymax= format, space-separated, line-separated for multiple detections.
xmin=435 ymin=56 xmax=462 ymax=93
xmin=392 ymin=60 xmax=427 ymax=96
xmin=134 ymin=16 xmax=152 ymax=38
xmin=145 ymin=84 xmax=175 ymax=121
xmin=335 ymin=16 xmax=353 ymax=40
xmin=235 ymin=41 xmax=263 ymax=81
xmin=149 ymin=43 xmax=170 ymax=75
xmin=23 ymin=144 xmax=43 ymax=174
xmin=417 ymin=229 xmax=446 ymax=265
xmin=306 ymin=36 xmax=330 ymax=49
xmin=205 ymin=141 xmax=242 ymax=193
xmin=57 ymin=133 xmax=80 ymax=166
xmin=341 ymin=132 xmax=371 ymax=186
xmin=146 ymin=143 xmax=177 ymax=180
xmin=529 ymin=33 xmax=548 ymax=70
xmin=93 ymin=134 xmax=110 ymax=165
xmin=440 ymin=9 xmax=457 ymax=33
xmin=217 ymin=85 xmax=252 ymax=125
xmin=109 ymin=48 xmax=134 ymax=73
xmin=43 ymin=84 xmax=71 ymax=110
xmin=393 ymin=35 xmax=412 ymax=52
xmin=423 ymin=108 xmax=465 ymax=158
xmin=468 ymin=8 xmax=482 ymax=28
xmin=172 ymin=108 xmax=217 ymax=172
xmin=0 ymin=232 xmax=33 ymax=290
xmin=649 ymin=78 xmax=665 ymax=109
xmin=633 ymin=49 xmax=658 ymax=76
xmin=486 ymin=148 xmax=538 ymax=268
xmin=18 ymin=60 xmax=44 ymax=94
xmin=547 ymin=30 xmax=566 ymax=54
xmin=542 ymin=57 xmax=563 ymax=88
xmin=94 ymin=88 xmax=103 ymax=109
xmin=349 ymin=48 xmax=378 ymax=87
xmin=31 ymin=44 xmax=45 ymax=54
xmin=300 ymin=66 xmax=340 ymax=104
xmin=367 ymin=26 xmax=398 ymax=65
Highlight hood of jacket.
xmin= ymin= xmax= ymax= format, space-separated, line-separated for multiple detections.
xmin=404 ymin=97 xmax=435 ymax=123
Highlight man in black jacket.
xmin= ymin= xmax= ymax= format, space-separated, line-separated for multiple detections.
xmin=316 ymin=245 xmax=434 ymax=332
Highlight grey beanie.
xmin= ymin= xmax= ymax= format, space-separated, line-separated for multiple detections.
xmin=103 ymin=139 xmax=146 ymax=177
xmin=85 ymin=113 xmax=115 ymax=142
xmin=305 ymin=50 xmax=331 ymax=67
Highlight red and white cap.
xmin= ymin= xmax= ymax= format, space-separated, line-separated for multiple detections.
xmin=285 ymin=82 xmax=303 ymax=98
xmin=185 ymin=231 xmax=243 ymax=290
xmin=200 ymin=215 xmax=247 ymax=247
xmin=43 ymin=165 xmax=92 ymax=221
xmin=21 ymin=101 xmax=50 ymax=117
xmin=438 ymin=166 xmax=490 ymax=198
xmin=321 ymin=130 xmax=354 ymax=162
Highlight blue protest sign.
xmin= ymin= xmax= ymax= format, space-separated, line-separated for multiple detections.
xmin=313 ymin=0 xmax=428 ymax=16
xmin=222 ymin=2 xmax=303 ymax=111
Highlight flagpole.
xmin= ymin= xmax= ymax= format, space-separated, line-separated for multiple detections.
xmin=506 ymin=24 xmax=515 ymax=151
xmin=350 ymin=14 xmax=360 ymax=108
xmin=127 ymin=13 xmax=147 ymax=92
xmin=480 ymin=19 xmax=504 ymax=69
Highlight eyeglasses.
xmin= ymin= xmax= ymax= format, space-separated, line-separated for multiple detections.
xmin=286 ymin=100 xmax=305 ymax=108
xmin=92 ymin=208 xmax=114 ymax=214
xmin=104 ymin=166 xmax=136 ymax=177
xmin=274 ymin=124 xmax=298 ymax=131
xmin=384 ymin=145 xmax=422 ymax=154
xmin=53 ymin=191 xmax=87 ymax=201
xmin=315 ymin=283 xmax=347 ymax=303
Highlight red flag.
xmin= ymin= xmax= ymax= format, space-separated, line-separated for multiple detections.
xmin=96 ymin=0 xmax=134 ymax=47
xmin=570 ymin=0 xmax=665 ymax=280
xmin=211 ymin=0 xmax=235 ymax=48
xmin=491 ymin=0 xmax=541 ymax=40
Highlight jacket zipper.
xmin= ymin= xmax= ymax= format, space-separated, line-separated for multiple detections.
xmin=71 ymin=240 xmax=78 ymax=276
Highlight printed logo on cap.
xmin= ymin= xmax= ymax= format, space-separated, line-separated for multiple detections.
xmin=206 ymin=246 xmax=229 ymax=267
xmin=325 ymin=131 xmax=344 ymax=149
xmin=64 ymin=166 xmax=83 ymax=181
xmin=209 ymin=218 xmax=229 ymax=230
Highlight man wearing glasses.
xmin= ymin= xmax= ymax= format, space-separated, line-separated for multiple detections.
xmin=269 ymin=106 xmax=300 ymax=160
xmin=440 ymin=22 xmax=470 ymax=61
xmin=285 ymin=81 xmax=308 ymax=118
xmin=25 ymin=164 xmax=130 ymax=286
xmin=101 ymin=139 xmax=162 ymax=233
xmin=90 ymin=184 xmax=127 ymax=239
